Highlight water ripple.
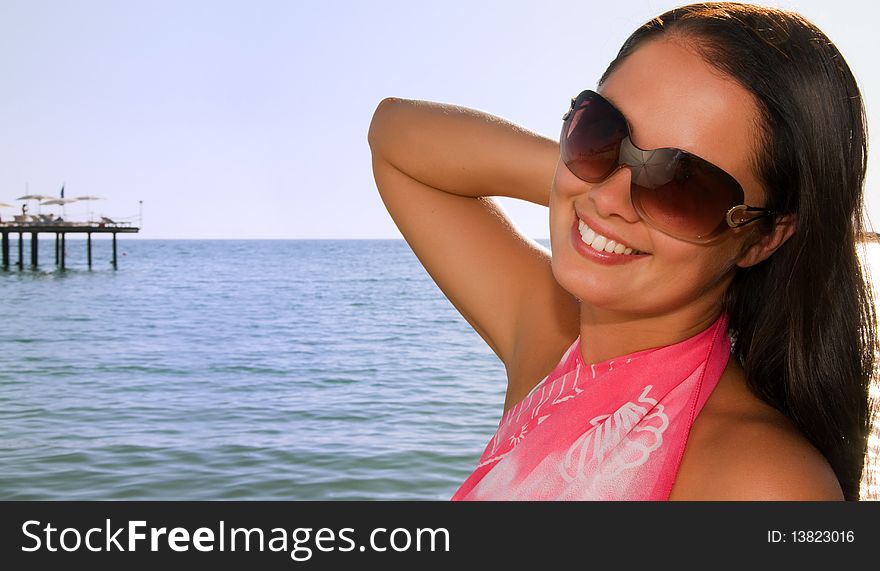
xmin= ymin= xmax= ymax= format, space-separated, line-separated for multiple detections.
xmin=0 ymin=240 xmax=510 ymax=499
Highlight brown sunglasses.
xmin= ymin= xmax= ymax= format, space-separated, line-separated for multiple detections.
xmin=561 ymin=89 xmax=775 ymax=244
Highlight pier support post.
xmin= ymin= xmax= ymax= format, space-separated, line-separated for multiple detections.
xmin=112 ymin=232 xmax=118 ymax=269
xmin=2 ymin=232 xmax=8 ymax=269
xmin=18 ymin=232 xmax=23 ymax=270
xmin=60 ymin=233 xmax=66 ymax=270
xmin=87 ymin=232 xmax=92 ymax=269
xmin=31 ymin=232 xmax=38 ymax=268
xmin=55 ymin=233 xmax=59 ymax=264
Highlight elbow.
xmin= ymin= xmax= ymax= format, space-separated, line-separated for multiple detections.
xmin=368 ymin=97 xmax=405 ymax=154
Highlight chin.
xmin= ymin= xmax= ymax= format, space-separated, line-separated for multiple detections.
xmin=550 ymin=248 xmax=624 ymax=309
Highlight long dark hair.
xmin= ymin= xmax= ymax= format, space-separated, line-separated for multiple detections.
xmin=598 ymin=2 xmax=878 ymax=500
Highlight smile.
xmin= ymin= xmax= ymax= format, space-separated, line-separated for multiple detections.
xmin=577 ymin=219 xmax=643 ymax=255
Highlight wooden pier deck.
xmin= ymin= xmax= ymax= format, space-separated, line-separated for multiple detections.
xmin=0 ymin=221 xmax=139 ymax=270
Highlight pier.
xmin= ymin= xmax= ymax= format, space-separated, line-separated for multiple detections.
xmin=0 ymin=221 xmax=139 ymax=270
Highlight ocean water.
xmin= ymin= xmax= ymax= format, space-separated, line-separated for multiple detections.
xmin=0 ymin=239 xmax=514 ymax=500
xmin=2 ymin=238 xmax=878 ymax=500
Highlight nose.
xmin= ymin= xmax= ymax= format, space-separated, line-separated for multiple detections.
xmin=586 ymin=165 xmax=641 ymax=224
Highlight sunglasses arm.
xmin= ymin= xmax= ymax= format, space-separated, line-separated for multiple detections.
xmin=726 ymin=204 xmax=775 ymax=228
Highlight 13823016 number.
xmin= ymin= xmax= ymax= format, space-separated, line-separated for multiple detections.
xmin=792 ymin=530 xmax=854 ymax=542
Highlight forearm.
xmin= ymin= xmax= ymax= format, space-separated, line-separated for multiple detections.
xmin=367 ymin=97 xmax=558 ymax=207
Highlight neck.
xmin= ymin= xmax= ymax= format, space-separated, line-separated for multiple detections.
xmin=577 ymin=276 xmax=732 ymax=366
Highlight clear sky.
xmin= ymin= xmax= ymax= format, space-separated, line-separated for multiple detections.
xmin=1 ymin=0 xmax=877 ymax=239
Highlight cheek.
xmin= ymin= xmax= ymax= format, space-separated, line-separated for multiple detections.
xmin=551 ymin=158 xmax=591 ymax=200
xmin=549 ymin=172 xmax=590 ymax=239
xmin=548 ymin=182 xmax=571 ymax=244
xmin=654 ymin=243 xmax=740 ymax=301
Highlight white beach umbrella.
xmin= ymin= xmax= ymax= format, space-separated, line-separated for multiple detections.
xmin=41 ymin=198 xmax=78 ymax=205
xmin=74 ymin=195 xmax=103 ymax=221
xmin=16 ymin=194 xmax=52 ymax=200
xmin=41 ymin=197 xmax=79 ymax=219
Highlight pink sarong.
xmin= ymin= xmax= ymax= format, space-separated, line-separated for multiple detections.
xmin=451 ymin=312 xmax=732 ymax=500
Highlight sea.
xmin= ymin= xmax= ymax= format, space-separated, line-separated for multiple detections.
xmin=2 ymin=238 xmax=878 ymax=500
xmin=0 ymin=239 xmax=514 ymax=500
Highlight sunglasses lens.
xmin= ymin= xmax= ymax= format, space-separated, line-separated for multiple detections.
xmin=560 ymin=90 xmax=746 ymax=243
xmin=631 ymin=156 xmax=742 ymax=241
xmin=560 ymin=92 xmax=627 ymax=182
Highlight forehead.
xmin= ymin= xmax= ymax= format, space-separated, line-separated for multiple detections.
xmin=598 ymin=37 xmax=765 ymax=201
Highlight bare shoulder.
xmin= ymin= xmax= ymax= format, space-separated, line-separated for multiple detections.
xmin=669 ymin=360 xmax=844 ymax=501
xmin=699 ymin=415 xmax=844 ymax=500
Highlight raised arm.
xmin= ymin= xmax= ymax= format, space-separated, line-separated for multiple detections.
xmin=367 ymin=97 xmax=579 ymax=393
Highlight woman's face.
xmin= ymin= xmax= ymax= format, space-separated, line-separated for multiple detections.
xmin=549 ymin=37 xmax=769 ymax=317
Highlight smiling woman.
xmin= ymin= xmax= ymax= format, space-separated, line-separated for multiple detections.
xmin=367 ymin=2 xmax=878 ymax=501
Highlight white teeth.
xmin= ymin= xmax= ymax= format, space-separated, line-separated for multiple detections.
xmin=577 ymin=218 xmax=642 ymax=255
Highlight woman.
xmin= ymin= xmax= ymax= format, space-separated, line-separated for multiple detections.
xmin=367 ymin=2 xmax=877 ymax=500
